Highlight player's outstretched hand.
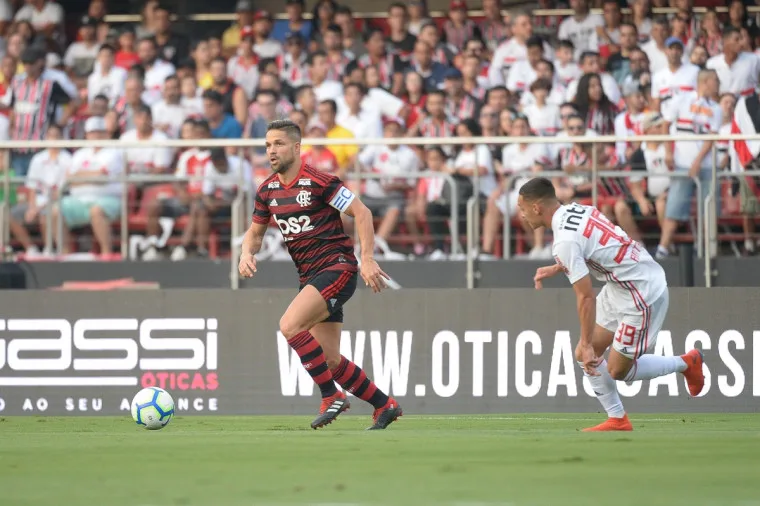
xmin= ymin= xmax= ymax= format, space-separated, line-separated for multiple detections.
xmin=238 ymin=253 xmax=258 ymax=278
xmin=534 ymin=265 xmax=558 ymax=290
xmin=576 ymin=341 xmax=601 ymax=376
xmin=361 ymin=257 xmax=390 ymax=293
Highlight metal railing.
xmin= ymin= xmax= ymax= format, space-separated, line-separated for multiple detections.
xmin=2 ymin=133 xmax=759 ymax=289
xmin=102 ymin=6 xmax=760 ymax=24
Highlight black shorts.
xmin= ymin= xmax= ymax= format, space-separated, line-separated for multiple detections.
xmin=300 ymin=269 xmax=358 ymax=323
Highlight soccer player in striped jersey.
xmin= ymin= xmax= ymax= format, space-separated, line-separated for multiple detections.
xmin=517 ymin=177 xmax=706 ymax=432
xmin=239 ymin=119 xmax=402 ymax=430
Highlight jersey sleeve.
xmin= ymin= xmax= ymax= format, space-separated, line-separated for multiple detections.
xmin=324 ymin=174 xmax=355 ymax=213
xmin=552 ymin=240 xmax=590 ymax=285
xmin=252 ymin=189 xmax=271 ymax=225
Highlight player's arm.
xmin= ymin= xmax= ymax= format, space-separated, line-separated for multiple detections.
xmin=553 ymin=241 xmax=600 ymax=375
xmin=239 ymin=190 xmax=272 ymax=278
xmin=326 ymin=182 xmax=390 ymax=292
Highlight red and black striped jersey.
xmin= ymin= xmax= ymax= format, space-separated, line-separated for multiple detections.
xmin=252 ymin=163 xmax=358 ymax=283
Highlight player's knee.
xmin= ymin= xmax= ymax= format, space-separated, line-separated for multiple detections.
xmin=607 ymin=363 xmax=629 ymax=381
xmin=278 ymin=315 xmax=303 ymax=340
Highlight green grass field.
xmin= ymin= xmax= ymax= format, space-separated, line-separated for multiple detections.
xmin=0 ymin=414 xmax=758 ymax=506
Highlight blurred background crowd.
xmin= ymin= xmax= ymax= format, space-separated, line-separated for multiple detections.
xmin=1 ymin=0 xmax=759 ymax=262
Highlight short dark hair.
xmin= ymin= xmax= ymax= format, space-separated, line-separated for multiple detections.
xmin=93 ymin=93 xmax=109 ymax=103
xmin=723 ymin=25 xmax=741 ymax=38
xmin=267 ymin=119 xmax=302 ymax=141
xmin=202 ymin=89 xmax=223 ymax=103
xmin=344 ymin=82 xmax=366 ymax=95
xmin=526 ymin=35 xmax=544 ymax=50
xmin=133 ymin=103 xmax=152 ymax=116
xmin=307 ymin=50 xmax=326 ymax=66
xmin=318 ymin=99 xmax=337 ymax=115
xmin=558 ymin=39 xmax=575 ymax=51
xmin=326 ymin=23 xmax=342 ymax=36
xmin=99 ymin=43 xmax=115 ymax=54
xmin=579 ymin=51 xmax=600 ymax=64
xmin=518 ymin=177 xmax=556 ymax=201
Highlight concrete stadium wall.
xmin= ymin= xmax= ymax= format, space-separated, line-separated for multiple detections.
xmin=0 ymin=288 xmax=756 ymax=416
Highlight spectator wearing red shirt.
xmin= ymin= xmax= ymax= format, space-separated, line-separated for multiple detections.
xmin=114 ymin=26 xmax=140 ymax=70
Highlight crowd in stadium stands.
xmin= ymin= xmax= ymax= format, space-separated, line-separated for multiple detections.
xmin=2 ymin=0 xmax=760 ymax=261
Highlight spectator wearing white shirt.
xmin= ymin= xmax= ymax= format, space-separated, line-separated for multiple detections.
xmin=706 ymin=26 xmax=760 ymax=97
xmin=251 ymin=10 xmax=283 ymax=59
xmin=613 ymin=112 xmax=670 ymax=243
xmin=590 ymin=0 xmax=622 ymax=57
xmin=50 ymin=117 xmax=125 ymax=257
xmin=357 ymin=118 xmax=419 ymax=244
xmin=557 ymin=0 xmax=604 ymax=60
xmin=227 ymin=27 xmax=260 ymax=100
xmin=520 ymin=59 xmax=567 ymax=108
xmin=489 ymin=12 xmax=554 ymax=88
xmin=482 ymin=115 xmax=554 ymax=259
xmin=336 ymin=82 xmax=382 ymax=142
xmin=642 ymin=17 xmax=670 ymax=74
xmin=507 ymin=36 xmax=546 ymax=95
xmin=658 ymin=69 xmax=722 ymax=259
xmin=308 ymin=50 xmax=343 ymax=102
xmin=15 ymin=0 xmax=65 ymax=48
xmin=614 ymin=80 xmax=646 ymax=163
xmin=554 ymin=40 xmax=581 ymax=88
xmin=151 ymin=74 xmax=186 ymax=138
xmin=180 ymin=74 xmax=204 ymax=119
xmin=87 ymin=44 xmax=127 ymax=106
xmin=9 ymin=124 xmax=70 ymax=256
xmin=523 ymin=78 xmax=561 ymax=137
xmin=64 ymin=15 xmax=101 ymax=77
xmin=121 ymin=104 xmax=173 ymax=177
xmin=138 ymin=36 xmax=176 ymax=106
xmin=171 ymin=147 xmax=251 ymax=260
xmin=650 ymin=37 xmax=699 ymax=113
xmin=565 ymin=51 xmax=621 ymax=106
xmin=407 ymin=146 xmax=449 ymax=256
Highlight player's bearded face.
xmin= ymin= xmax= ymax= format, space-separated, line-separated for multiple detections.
xmin=266 ymin=132 xmax=299 ymax=174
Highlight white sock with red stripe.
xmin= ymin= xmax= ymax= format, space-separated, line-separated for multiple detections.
xmin=579 ymin=360 xmax=625 ymax=419
xmin=624 ymin=355 xmax=687 ymax=382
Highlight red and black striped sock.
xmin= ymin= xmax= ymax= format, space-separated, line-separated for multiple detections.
xmin=331 ymin=356 xmax=389 ymax=409
xmin=287 ymin=331 xmax=338 ymax=398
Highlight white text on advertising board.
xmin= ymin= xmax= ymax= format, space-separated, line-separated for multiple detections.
xmin=277 ymin=330 xmax=759 ymax=398
xmin=0 ymin=318 xmax=219 ymax=413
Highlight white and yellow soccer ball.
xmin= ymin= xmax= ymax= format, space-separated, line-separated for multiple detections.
xmin=130 ymin=387 xmax=175 ymax=430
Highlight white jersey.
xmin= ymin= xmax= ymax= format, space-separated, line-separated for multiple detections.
xmin=488 ymin=38 xmax=554 ymax=87
xmin=650 ymin=63 xmax=699 ymax=105
xmin=663 ymin=91 xmax=722 ymax=170
xmin=706 ymin=52 xmax=760 ymax=97
xmin=557 ymin=14 xmax=604 ymax=60
xmin=551 ymin=202 xmax=667 ymax=310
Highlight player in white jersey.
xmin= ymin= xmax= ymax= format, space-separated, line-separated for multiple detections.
xmin=516 ymin=177 xmax=706 ymax=432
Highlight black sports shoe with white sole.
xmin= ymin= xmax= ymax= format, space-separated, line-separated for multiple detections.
xmin=311 ymin=391 xmax=350 ymax=429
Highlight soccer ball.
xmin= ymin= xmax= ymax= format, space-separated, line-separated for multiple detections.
xmin=130 ymin=387 xmax=175 ymax=430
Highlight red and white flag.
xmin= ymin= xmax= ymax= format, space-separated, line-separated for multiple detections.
xmin=730 ymin=94 xmax=760 ymax=177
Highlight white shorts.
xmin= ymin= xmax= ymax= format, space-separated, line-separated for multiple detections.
xmin=494 ymin=189 xmax=520 ymax=217
xmin=596 ymin=286 xmax=669 ymax=359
